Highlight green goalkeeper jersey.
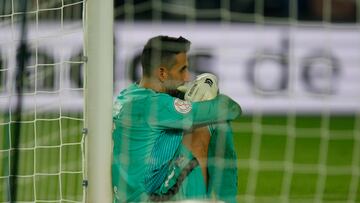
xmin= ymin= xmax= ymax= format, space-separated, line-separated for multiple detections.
xmin=112 ymin=83 xmax=241 ymax=202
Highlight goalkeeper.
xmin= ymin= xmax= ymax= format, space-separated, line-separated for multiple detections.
xmin=112 ymin=35 xmax=241 ymax=202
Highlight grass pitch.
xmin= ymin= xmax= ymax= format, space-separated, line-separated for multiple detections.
xmin=233 ymin=115 xmax=360 ymax=202
xmin=1 ymin=114 xmax=359 ymax=202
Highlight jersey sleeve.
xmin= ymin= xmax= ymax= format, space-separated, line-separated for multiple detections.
xmin=147 ymin=93 xmax=241 ymax=130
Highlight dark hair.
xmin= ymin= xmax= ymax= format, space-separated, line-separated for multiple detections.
xmin=141 ymin=36 xmax=191 ymax=76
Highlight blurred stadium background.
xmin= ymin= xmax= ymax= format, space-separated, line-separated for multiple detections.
xmin=0 ymin=0 xmax=359 ymax=202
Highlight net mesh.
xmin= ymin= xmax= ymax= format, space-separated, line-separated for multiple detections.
xmin=0 ymin=0 xmax=85 ymax=202
xmin=0 ymin=0 xmax=359 ymax=202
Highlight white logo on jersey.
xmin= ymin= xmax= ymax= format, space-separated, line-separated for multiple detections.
xmin=174 ymin=98 xmax=192 ymax=114
xmin=113 ymin=186 xmax=120 ymax=199
xmin=113 ymin=100 xmax=122 ymax=117
xmin=164 ymin=169 xmax=175 ymax=187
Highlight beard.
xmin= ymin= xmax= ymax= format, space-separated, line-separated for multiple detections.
xmin=167 ymin=89 xmax=185 ymax=99
xmin=163 ymin=77 xmax=186 ymax=99
xmin=164 ymin=82 xmax=185 ymax=99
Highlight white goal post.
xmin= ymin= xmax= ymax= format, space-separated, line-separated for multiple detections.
xmin=84 ymin=0 xmax=113 ymax=202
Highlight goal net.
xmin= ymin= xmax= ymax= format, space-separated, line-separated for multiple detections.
xmin=0 ymin=0 xmax=86 ymax=202
xmin=1 ymin=0 xmax=359 ymax=202
xmin=113 ymin=1 xmax=360 ymax=202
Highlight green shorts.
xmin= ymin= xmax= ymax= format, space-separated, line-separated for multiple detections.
xmin=149 ymin=144 xmax=207 ymax=201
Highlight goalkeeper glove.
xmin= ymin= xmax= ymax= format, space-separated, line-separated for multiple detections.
xmin=177 ymin=73 xmax=219 ymax=102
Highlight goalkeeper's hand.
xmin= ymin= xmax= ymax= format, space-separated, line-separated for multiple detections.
xmin=177 ymin=73 xmax=219 ymax=102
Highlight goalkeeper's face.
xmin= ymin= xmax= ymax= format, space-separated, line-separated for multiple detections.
xmin=163 ymin=52 xmax=190 ymax=93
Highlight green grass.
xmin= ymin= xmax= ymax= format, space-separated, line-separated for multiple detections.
xmin=1 ymin=113 xmax=360 ymax=202
xmin=0 ymin=113 xmax=83 ymax=202
xmin=233 ymin=115 xmax=360 ymax=202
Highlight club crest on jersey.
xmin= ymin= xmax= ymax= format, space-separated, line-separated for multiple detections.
xmin=174 ymin=98 xmax=192 ymax=114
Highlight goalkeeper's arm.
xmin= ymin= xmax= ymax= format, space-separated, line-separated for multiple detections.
xmin=148 ymin=73 xmax=241 ymax=130
xmin=180 ymin=73 xmax=241 ymax=127
xmin=181 ymin=73 xmax=233 ymax=186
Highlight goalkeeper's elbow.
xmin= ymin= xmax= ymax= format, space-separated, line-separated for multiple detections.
xmin=226 ymin=98 xmax=241 ymax=120
xmin=217 ymin=94 xmax=242 ymax=120
xmin=231 ymin=101 xmax=242 ymax=120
